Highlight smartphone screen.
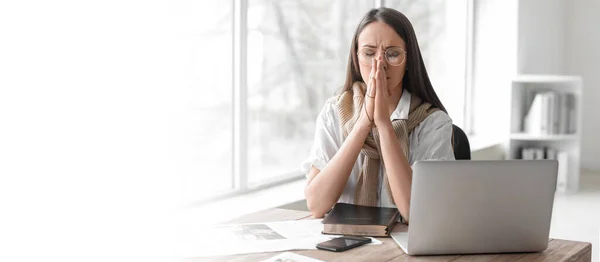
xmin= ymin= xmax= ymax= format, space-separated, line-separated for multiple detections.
xmin=316 ymin=236 xmax=371 ymax=252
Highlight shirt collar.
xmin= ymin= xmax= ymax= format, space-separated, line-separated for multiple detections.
xmin=390 ymin=89 xmax=411 ymax=121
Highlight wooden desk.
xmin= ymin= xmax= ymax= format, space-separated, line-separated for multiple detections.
xmin=192 ymin=208 xmax=592 ymax=262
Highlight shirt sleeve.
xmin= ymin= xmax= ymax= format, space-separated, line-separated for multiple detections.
xmin=300 ymin=98 xmax=342 ymax=176
xmin=409 ymin=110 xmax=455 ymax=164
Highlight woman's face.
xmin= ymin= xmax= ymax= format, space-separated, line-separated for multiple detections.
xmin=357 ymin=21 xmax=407 ymax=96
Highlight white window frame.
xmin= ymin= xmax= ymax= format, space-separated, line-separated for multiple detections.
xmin=232 ymin=0 xmax=249 ymax=193
xmin=463 ymin=0 xmax=475 ymax=135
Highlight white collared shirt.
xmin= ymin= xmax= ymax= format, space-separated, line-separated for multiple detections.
xmin=300 ymin=90 xmax=455 ymax=208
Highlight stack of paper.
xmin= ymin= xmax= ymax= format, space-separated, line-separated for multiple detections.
xmin=261 ymin=252 xmax=325 ymax=262
xmin=180 ymin=219 xmax=382 ymax=258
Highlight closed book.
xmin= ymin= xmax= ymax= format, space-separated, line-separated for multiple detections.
xmin=559 ymin=93 xmax=568 ymax=134
xmin=534 ymin=148 xmax=545 ymax=160
xmin=522 ymin=148 xmax=534 ymax=160
xmin=557 ymin=152 xmax=569 ymax=192
xmin=525 ymin=148 xmax=532 ymax=160
xmin=525 ymin=94 xmax=544 ymax=135
xmin=546 ymin=148 xmax=557 ymax=160
xmin=547 ymin=93 xmax=554 ymax=134
xmin=520 ymin=148 xmax=528 ymax=159
xmin=541 ymin=93 xmax=548 ymax=134
xmin=322 ymin=203 xmax=400 ymax=237
xmin=552 ymin=93 xmax=559 ymax=134
xmin=567 ymin=94 xmax=577 ymax=134
xmin=545 ymin=93 xmax=554 ymax=134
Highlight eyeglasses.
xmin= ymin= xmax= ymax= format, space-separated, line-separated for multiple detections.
xmin=357 ymin=47 xmax=406 ymax=67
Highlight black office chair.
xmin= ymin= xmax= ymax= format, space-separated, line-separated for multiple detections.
xmin=452 ymin=124 xmax=471 ymax=160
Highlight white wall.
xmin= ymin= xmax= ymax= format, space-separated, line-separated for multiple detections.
xmin=471 ymin=0 xmax=518 ymax=139
xmin=565 ymin=0 xmax=600 ymax=171
xmin=517 ymin=0 xmax=565 ymax=74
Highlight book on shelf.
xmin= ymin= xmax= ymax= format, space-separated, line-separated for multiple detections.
xmin=322 ymin=203 xmax=400 ymax=237
xmin=558 ymin=94 xmax=567 ymax=134
xmin=546 ymin=148 xmax=557 ymax=160
xmin=545 ymin=92 xmax=554 ymax=134
xmin=524 ymin=94 xmax=543 ymax=135
xmin=521 ymin=148 xmax=534 ymax=160
xmin=534 ymin=148 xmax=545 ymax=160
xmin=523 ymin=92 xmax=576 ymax=136
xmin=567 ymin=94 xmax=577 ymax=133
xmin=556 ymin=151 xmax=569 ymax=192
xmin=541 ymin=93 xmax=549 ymax=134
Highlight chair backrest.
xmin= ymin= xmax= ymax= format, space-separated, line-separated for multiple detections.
xmin=452 ymin=125 xmax=471 ymax=160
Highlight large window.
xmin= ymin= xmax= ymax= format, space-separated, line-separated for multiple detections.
xmin=180 ymin=2 xmax=233 ymax=202
xmin=246 ymin=0 xmax=374 ymax=185
xmin=193 ymin=0 xmax=471 ymax=203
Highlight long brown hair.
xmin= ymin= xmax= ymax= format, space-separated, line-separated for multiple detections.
xmin=343 ymin=7 xmax=447 ymax=113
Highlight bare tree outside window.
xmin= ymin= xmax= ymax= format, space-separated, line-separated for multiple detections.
xmin=246 ymin=0 xmax=374 ymax=184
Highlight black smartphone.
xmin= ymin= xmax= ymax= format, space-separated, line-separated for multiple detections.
xmin=316 ymin=236 xmax=371 ymax=252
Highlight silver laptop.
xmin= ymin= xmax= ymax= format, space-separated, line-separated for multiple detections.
xmin=392 ymin=160 xmax=558 ymax=255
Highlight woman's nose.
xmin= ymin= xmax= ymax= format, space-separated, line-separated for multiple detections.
xmin=379 ymin=54 xmax=388 ymax=69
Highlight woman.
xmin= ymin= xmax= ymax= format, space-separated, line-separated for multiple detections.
xmin=301 ymin=7 xmax=454 ymax=222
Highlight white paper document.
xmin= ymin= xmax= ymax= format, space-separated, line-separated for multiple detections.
xmin=180 ymin=219 xmax=381 ymax=257
xmin=260 ymin=252 xmax=325 ymax=262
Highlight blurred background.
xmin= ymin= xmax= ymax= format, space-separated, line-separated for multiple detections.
xmin=0 ymin=0 xmax=598 ymax=261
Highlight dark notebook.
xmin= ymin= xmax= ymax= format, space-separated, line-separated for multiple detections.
xmin=321 ymin=203 xmax=400 ymax=237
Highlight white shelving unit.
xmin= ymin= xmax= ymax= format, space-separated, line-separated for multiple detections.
xmin=507 ymin=74 xmax=583 ymax=192
xmin=509 ymin=133 xmax=579 ymax=141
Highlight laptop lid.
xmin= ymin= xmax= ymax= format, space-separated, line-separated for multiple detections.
xmin=401 ymin=160 xmax=558 ymax=255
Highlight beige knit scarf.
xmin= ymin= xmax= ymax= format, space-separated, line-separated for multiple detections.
xmin=335 ymin=81 xmax=439 ymax=206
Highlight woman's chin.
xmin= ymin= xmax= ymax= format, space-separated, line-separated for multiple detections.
xmin=387 ymin=87 xmax=395 ymax=97
xmin=387 ymin=84 xmax=402 ymax=96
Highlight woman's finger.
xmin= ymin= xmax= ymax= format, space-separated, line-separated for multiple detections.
xmin=380 ymin=56 xmax=386 ymax=79
xmin=379 ymin=55 xmax=390 ymax=96
xmin=375 ymin=58 xmax=382 ymax=93
xmin=378 ymin=56 xmax=386 ymax=93
xmin=370 ymin=77 xmax=376 ymax=97
xmin=367 ymin=81 xmax=375 ymax=98
xmin=369 ymin=58 xmax=376 ymax=96
xmin=377 ymin=55 xmax=384 ymax=80
xmin=370 ymin=58 xmax=375 ymax=81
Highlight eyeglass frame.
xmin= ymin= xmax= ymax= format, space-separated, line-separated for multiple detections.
xmin=356 ymin=47 xmax=407 ymax=67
